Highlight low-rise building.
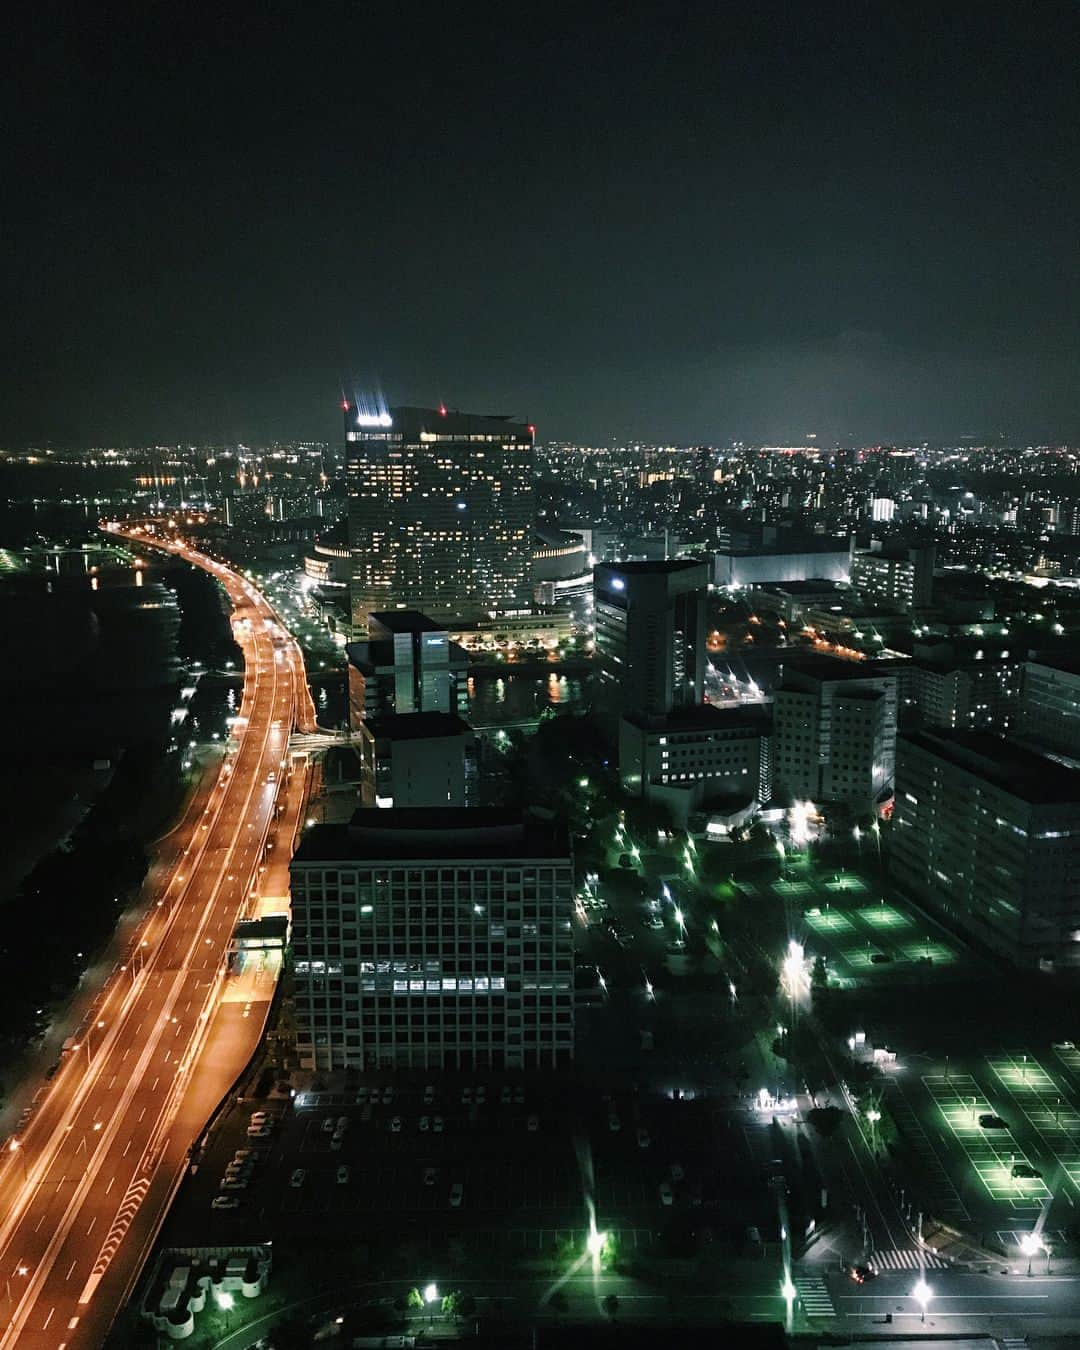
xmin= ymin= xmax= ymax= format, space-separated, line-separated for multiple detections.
xmin=346 ymin=610 xmax=470 ymax=728
xmin=619 ymin=705 xmax=770 ymax=825
xmin=357 ymin=711 xmax=475 ymax=808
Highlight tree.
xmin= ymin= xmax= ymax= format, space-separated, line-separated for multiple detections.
xmin=405 ymin=1287 xmax=424 ymax=1311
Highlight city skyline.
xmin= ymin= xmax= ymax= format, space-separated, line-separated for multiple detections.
xmin=3 ymin=4 xmax=1080 ymax=446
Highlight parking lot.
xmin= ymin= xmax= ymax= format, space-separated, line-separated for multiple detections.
xmin=886 ymin=1042 xmax=1080 ymax=1238
xmin=166 ymin=1068 xmax=767 ymax=1262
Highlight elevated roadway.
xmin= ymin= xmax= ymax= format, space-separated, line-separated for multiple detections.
xmin=0 ymin=528 xmax=310 ymax=1348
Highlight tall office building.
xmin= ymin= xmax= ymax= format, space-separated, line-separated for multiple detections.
xmin=593 ymin=559 xmax=708 ymax=732
xmin=345 ymin=405 xmax=535 ymax=630
xmin=772 ymin=654 xmax=898 ymax=810
xmin=891 ymin=730 xmax=1080 ymax=969
xmin=290 ymin=808 xmax=574 ymax=1071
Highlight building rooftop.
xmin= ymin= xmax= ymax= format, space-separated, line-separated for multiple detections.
xmin=293 ymin=808 xmax=569 ymax=863
xmin=364 ymin=712 xmax=471 ymax=741
xmin=901 ymin=730 xmax=1080 ymax=805
xmin=351 ymin=406 xmax=530 ymax=438
xmin=369 ymin=609 xmax=445 ymax=634
xmin=624 ymin=704 xmax=771 ymax=735
xmin=594 ymin=559 xmax=706 ymax=576
xmin=755 ymin=579 xmax=848 ymax=596
xmin=346 ymin=638 xmax=470 ymax=673
xmin=780 ymin=653 xmax=896 ymax=684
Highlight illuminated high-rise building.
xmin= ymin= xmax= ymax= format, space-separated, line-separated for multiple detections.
xmin=345 ymin=403 xmax=535 ymax=630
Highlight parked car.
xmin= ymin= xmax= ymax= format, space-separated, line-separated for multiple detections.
xmin=289 ymin=1169 xmax=306 ymax=1188
xmin=670 ymin=1163 xmax=685 ymax=1182
xmin=979 ymin=1114 xmax=1008 ymax=1129
xmin=419 ymin=1115 xmax=430 ymax=1132
xmin=659 ymin=1182 xmax=673 ymax=1206
xmin=450 ymin=1182 xmax=464 ymax=1208
xmin=381 ymin=1086 xmax=393 ymax=1104
xmin=390 ymin=1116 xmax=403 ymax=1133
xmin=637 ymin=1128 xmax=651 ymax=1149
xmin=212 ymin=1195 xmax=240 ymax=1211
xmin=527 ymin=1114 xmax=540 ymax=1132
xmin=423 ymin=1084 xmax=435 ymax=1105
xmin=1012 ymin=1162 xmax=1042 ymax=1179
xmin=322 ymin=1117 xmax=336 ymax=1134
xmin=501 ymin=1086 xmax=513 ymax=1105
xmin=608 ymin=1112 xmax=621 ymax=1132
xmin=336 ymin=1166 xmax=350 ymax=1185
xmin=424 ymin=1167 xmax=437 ymax=1187
xmin=433 ymin=1115 xmax=444 ymax=1133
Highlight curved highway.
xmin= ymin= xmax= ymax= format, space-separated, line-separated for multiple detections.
xmin=0 ymin=528 xmax=310 ymax=1348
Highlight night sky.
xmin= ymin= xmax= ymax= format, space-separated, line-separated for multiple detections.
xmin=3 ymin=2 xmax=1079 ymax=447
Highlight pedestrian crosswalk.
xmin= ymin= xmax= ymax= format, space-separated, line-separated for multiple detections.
xmin=795 ymin=1276 xmax=835 ymax=1317
xmin=870 ymin=1247 xmax=949 ymax=1271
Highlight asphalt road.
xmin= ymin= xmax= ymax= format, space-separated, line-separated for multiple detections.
xmin=0 ymin=531 xmax=312 ymax=1349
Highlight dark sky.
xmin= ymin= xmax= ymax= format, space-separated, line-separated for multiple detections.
xmin=2 ymin=2 xmax=1079 ymax=446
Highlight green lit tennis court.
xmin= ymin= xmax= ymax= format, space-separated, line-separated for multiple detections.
xmin=856 ymin=904 xmax=912 ymax=929
xmin=803 ymin=908 xmax=856 ymax=935
xmin=773 ymin=879 xmax=813 ymax=898
xmin=822 ymin=874 xmax=867 ymax=893
xmin=898 ymin=939 xmax=956 ymax=964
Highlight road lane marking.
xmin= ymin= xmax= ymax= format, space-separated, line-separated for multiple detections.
xmin=42 ymin=1306 xmax=54 ymax=1328
xmin=105 ymin=1176 xmax=115 ymax=1194
xmin=65 ymin=1259 xmax=77 ymax=1281
xmin=85 ymin=1218 xmax=95 ymax=1236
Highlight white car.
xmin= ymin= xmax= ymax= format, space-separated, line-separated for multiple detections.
xmin=336 ymin=1165 xmax=350 ymax=1185
xmin=246 ymin=1125 xmax=271 ymax=1139
xmin=290 ymin=1169 xmax=306 ymax=1188
xmin=659 ymin=1182 xmax=673 ymax=1206
xmin=249 ymin=1111 xmax=268 ymax=1124
xmin=336 ymin=1116 xmax=348 ymax=1133
xmin=322 ymin=1117 xmax=336 ymax=1134
xmin=221 ymin=1176 xmax=248 ymax=1190
xmin=330 ymin=1132 xmax=344 ymax=1151
xmin=449 ymin=1182 xmax=464 ymax=1208
xmin=390 ymin=1116 xmax=403 ymax=1133
xmin=212 ymin=1195 xmax=240 ymax=1210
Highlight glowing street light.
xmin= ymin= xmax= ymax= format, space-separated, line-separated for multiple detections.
xmin=1020 ymin=1231 xmax=1041 ymax=1276
xmin=912 ymin=1277 xmax=932 ymax=1322
xmin=423 ymin=1283 xmax=439 ymax=1305
xmin=587 ymin=1228 xmax=606 ymax=1260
